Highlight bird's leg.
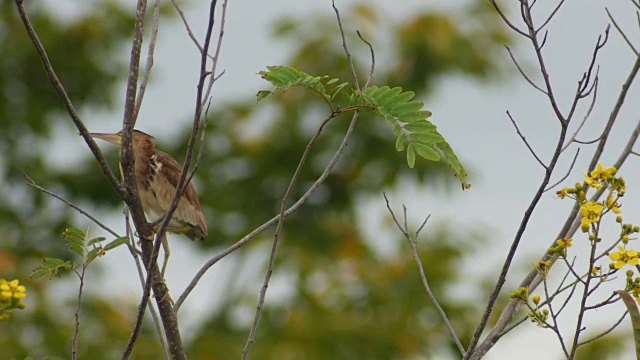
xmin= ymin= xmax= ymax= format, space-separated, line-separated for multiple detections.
xmin=160 ymin=233 xmax=170 ymax=279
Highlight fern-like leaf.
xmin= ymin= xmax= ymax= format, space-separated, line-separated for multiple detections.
xmin=355 ymin=86 xmax=469 ymax=189
xmin=257 ymin=66 xmax=349 ymax=103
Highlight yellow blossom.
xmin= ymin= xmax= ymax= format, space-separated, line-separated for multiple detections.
xmin=583 ymin=174 xmax=602 ymax=190
xmin=606 ymin=195 xmax=621 ymax=214
xmin=590 ymin=163 xmax=616 ymax=179
xmin=579 ymin=201 xmax=604 ymax=232
xmin=609 ymin=246 xmax=639 ymax=269
xmin=556 ymin=187 xmax=570 ymax=199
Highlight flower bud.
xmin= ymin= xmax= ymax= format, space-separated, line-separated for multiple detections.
xmin=532 ymin=294 xmax=541 ymax=305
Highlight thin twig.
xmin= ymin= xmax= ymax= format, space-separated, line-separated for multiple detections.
xmin=561 ymin=78 xmax=599 ymax=152
xmin=506 ymin=110 xmax=547 ymax=169
xmin=133 ymin=0 xmax=162 ymax=120
xmin=242 ymin=112 xmax=342 ymax=359
xmin=488 ymin=0 xmax=529 ymax=37
xmin=14 ymin=0 xmax=125 ymax=199
xmin=541 ymin=277 xmax=569 ymax=356
xmin=536 ymin=0 xmax=566 ymax=33
xmin=356 ymin=30 xmax=375 ymax=88
xmin=332 ymin=0 xmax=360 ymax=91
xmin=71 ymin=265 xmax=87 ymax=360
xmin=577 ymin=312 xmax=627 ymax=346
xmin=383 ymin=194 xmax=465 ymax=356
xmin=606 ymin=8 xmax=638 ymax=55
xmin=543 ymin=148 xmax=579 ymax=192
xmin=170 ymin=0 xmax=216 ymax=60
xmin=175 ymin=112 xmax=360 ymax=312
xmin=23 ymin=174 xmax=121 ymax=238
xmin=506 ymin=46 xmax=547 ymax=95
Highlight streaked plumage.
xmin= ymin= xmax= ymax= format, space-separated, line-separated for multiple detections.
xmin=90 ymin=130 xmax=207 ymax=242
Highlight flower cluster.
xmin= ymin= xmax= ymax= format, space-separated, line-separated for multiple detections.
xmin=623 ymin=270 xmax=640 ymax=305
xmin=556 ymin=163 xmax=626 ymax=233
xmin=534 ymin=260 xmax=552 ymax=278
xmin=510 ymin=287 xmax=549 ymax=327
xmin=548 ymin=238 xmax=572 ymax=257
xmin=0 ymin=278 xmax=27 ymax=321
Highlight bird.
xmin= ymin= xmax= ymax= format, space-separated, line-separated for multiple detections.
xmin=90 ymin=130 xmax=207 ymax=276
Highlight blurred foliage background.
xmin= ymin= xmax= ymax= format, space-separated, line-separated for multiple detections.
xmin=0 ymin=0 xmax=626 ymax=359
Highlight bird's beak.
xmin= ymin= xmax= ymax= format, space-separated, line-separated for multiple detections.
xmin=89 ymin=132 xmax=122 ymax=146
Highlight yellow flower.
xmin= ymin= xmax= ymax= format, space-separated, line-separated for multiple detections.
xmin=606 ymin=195 xmax=621 ymax=214
xmin=590 ymin=163 xmax=616 ymax=179
xmin=583 ymin=174 xmax=602 ymax=190
xmin=609 ymin=246 xmax=639 ymax=269
xmin=556 ymin=238 xmax=572 ymax=248
xmin=579 ymin=201 xmax=604 ymax=232
xmin=556 ymin=187 xmax=570 ymax=199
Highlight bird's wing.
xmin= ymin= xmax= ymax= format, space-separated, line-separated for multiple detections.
xmin=154 ymin=150 xmax=208 ymax=239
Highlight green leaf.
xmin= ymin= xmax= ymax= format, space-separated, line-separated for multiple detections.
xmin=67 ymin=244 xmax=84 ymax=257
xmin=391 ymin=101 xmax=423 ymax=115
xmin=43 ymin=258 xmax=68 ymax=267
xmin=32 ymin=258 xmax=76 ymax=279
xmin=103 ymin=236 xmax=129 ymax=252
xmin=330 ymin=82 xmax=350 ymax=101
xmin=395 ymin=136 xmax=406 ymax=151
xmin=85 ymin=248 xmax=103 ymax=266
xmin=436 ymin=141 xmax=470 ymax=189
xmin=256 ymin=90 xmax=272 ymax=102
xmin=409 ymin=132 xmax=444 ymax=144
xmin=31 ymin=269 xmax=48 ymax=280
xmin=403 ymin=122 xmax=437 ymax=132
xmin=63 ymin=227 xmax=85 ymax=245
xmin=412 ymin=143 xmax=440 ymax=161
xmin=258 ymin=66 xmax=349 ymax=105
xmin=348 ymin=85 xmax=469 ymax=189
xmin=87 ymin=236 xmax=106 ymax=247
xmin=406 ymin=144 xmax=416 ymax=168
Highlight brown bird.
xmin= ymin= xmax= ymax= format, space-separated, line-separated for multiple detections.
xmin=90 ymin=130 xmax=207 ymax=276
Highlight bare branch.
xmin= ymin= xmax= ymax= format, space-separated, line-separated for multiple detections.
xmin=175 ymin=112 xmax=360 ymax=312
xmin=606 ymin=8 xmax=638 ymax=56
xmin=170 ymin=0 xmax=215 ymax=60
xmin=332 ymin=0 xmax=360 ymax=89
xmin=488 ymin=0 xmax=529 ymax=37
xmin=383 ymin=194 xmax=465 ymax=356
xmin=14 ymin=0 xmax=125 ymax=199
xmin=543 ymin=149 xmax=580 ymax=193
xmin=356 ymin=30 xmax=375 ymax=88
xmin=23 ymin=174 xmax=121 ymax=238
xmin=562 ymin=78 xmax=599 ymax=152
xmin=506 ymin=46 xmax=547 ymax=95
xmin=536 ymin=0 xmax=566 ymax=33
xmin=242 ymin=111 xmax=339 ymax=359
xmin=71 ymin=264 xmax=87 ymax=360
xmin=133 ymin=0 xmax=162 ymax=120
xmin=577 ymin=312 xmax=627 ymax=346
xmin=506 ymin=111 xmax=547 ymax=169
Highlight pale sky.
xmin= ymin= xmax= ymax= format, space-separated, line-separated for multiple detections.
xmin=47 ymin=0 xmax=640 ymax=358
